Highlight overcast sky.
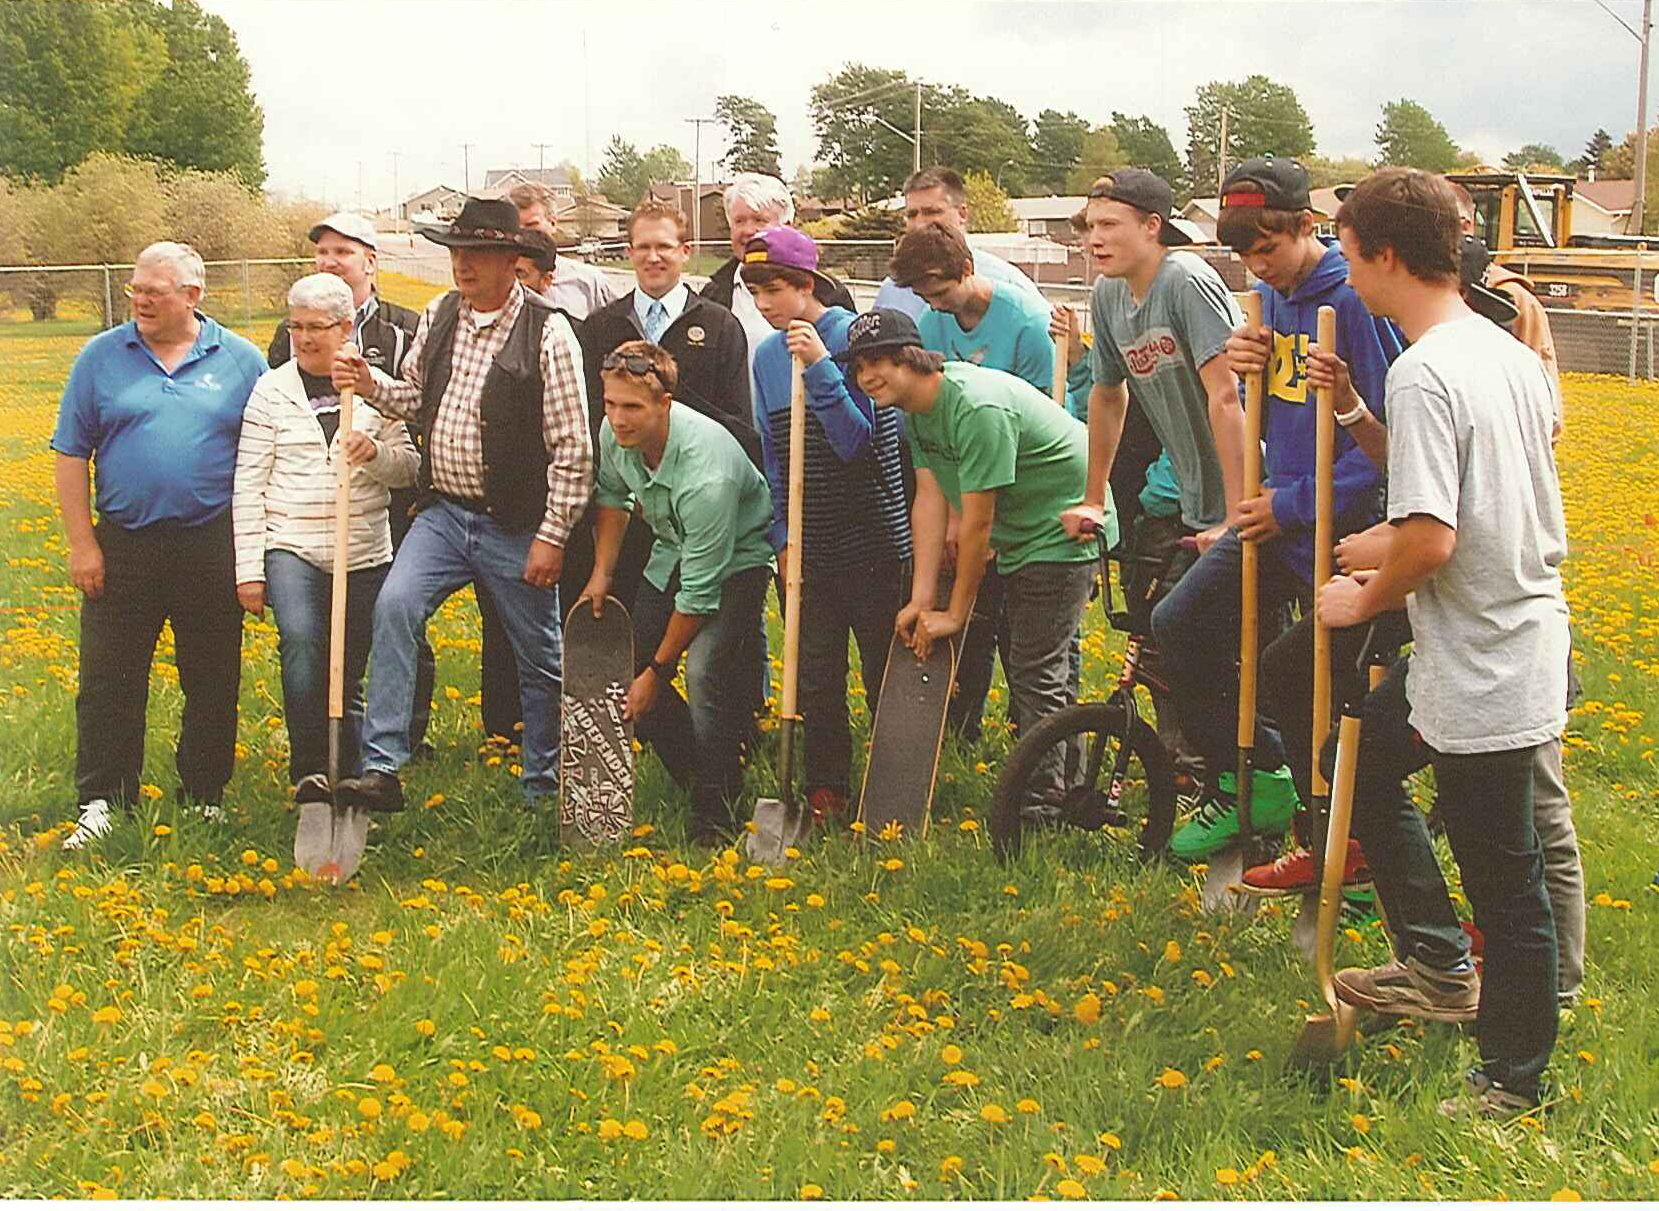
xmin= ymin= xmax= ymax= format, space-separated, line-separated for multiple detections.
xmin=203 ymin=0 xmax=1637 ymax=209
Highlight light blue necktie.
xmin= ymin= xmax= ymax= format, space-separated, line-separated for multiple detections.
xmin=644 ymin=298 xmax=668 ymax=344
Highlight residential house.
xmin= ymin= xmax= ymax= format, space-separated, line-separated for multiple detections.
xmin=1573 ymin=179 xmax=1636 ymax=236
xmin=480 ymin=166 xmax=579 ymax=205
xmin=401 ymin=185 xmax=465 ymax=223
xmin=1009 ymin=195 xmax=1091 ymax=244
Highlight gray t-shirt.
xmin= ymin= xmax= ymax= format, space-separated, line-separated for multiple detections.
xmin=1090 ymin=252 xmax=1242 ymax=529
xmin=1387 ymin=313 xmax=1569 ymax=754
xmin=545 ymin=258 xmax=619 ymax=320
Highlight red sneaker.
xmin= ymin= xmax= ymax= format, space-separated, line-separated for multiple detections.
xmin=807 ymin=786 xmax=851 ymax=827
xmin=1241 ymin=838 xmax=1371 ymax=896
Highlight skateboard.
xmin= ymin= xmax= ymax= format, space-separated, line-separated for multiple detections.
xmin=560 ymin=597 xmax=635 ymax=848
xmin=856 ymin=633 xmax=960 ymax=841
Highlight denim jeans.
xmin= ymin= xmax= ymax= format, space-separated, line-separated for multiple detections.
xmin=74 ymin=512 xmax=243 ymax=806
xmin=361 ymin=499 xmax=563 ymax=798
xmin=632 ymin=564 xmax=769 ymax=831
xmin=799 ymin=558 xmax=907 ymax=798
xmin=1002 ymin=559 xmax=1095 ymax=806
xmin=1532 ymin=737 xmax=1585 ymax=1000
xmin=1150 ymin=527 xmax=1300 ymax=777
xmin=389 ymin=485 xmax=433 ymax=750
xmin=1346 ymin=659 xmax=1558 ymax=1098
xmin=265 ymin=551 xmax=387 ymax=783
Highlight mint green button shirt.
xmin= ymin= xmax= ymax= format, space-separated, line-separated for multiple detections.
xmin=594 ymin=401 xmax=774 ymax=615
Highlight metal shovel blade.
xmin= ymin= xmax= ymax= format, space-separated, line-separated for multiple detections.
xmin=1291 ymin=887 xmax=1320 ymax=961
xmin=295 ymin=802 xmax=369 ymax=885
xmin=1201 ymin=844 xmax=1251 ymax=914
xmin=294 ymin=800 xmax=334 ymax=875
xmin=1292 ymin=1000 xmax=1359 ymax=1066
xmin=745 ymin=795 xmax=814 ymax=867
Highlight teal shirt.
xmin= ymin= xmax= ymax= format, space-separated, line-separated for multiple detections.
xmin=594 ymin=402 xmax=774 ymax=615
xmin=905 ymin=362 xmax=1108 ymax=574
xmin=918 ymin=282 xmax=1058 ymax=394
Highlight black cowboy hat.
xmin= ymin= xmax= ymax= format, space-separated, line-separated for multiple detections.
xmin=416 ymin=197 xmax=532 ymax=251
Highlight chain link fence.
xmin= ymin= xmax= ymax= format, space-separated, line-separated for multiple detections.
xmin=0 ymin=259 xmax=316 ymax=340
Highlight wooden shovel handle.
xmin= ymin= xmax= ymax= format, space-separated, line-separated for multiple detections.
xmin=328 ymin=384 xmax=354 ymax=721
xmin=780 ymin=356 xmax=805 ymax=722
xmin=1236 ymin=292 xmax=1263 ymax=747
xmin=1311 ymin=305 xmax=1337 ymax=796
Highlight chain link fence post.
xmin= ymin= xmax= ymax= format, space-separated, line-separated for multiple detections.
xmin=101 ymin=264 xmax=114 ymax=331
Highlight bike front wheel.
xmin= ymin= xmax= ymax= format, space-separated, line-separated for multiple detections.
xmin=990 ymin=700 xmax=1176 ymax=864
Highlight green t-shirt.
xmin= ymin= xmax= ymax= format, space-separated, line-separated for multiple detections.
xmin=905 ymin=362 xmax=1108 ymax=573
xmin=594 ymin=402 xmax=775 ymax=615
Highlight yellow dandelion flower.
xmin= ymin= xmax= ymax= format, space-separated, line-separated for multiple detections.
xmin=941 ymin=1043 xmax=963 ymax=1065
xmin=1154 ymin=1067 xmax=1187 ymax=1090
xmin=358 ymin=1097 xmax=382 ymax=1119
xmin=879 ymin=1099 xmax=916 ymax=1122
xmin=1076 ymin=1154 xmax=1106 ymax=1176
xmin=981 ymin=1102 xmax=1010 ymax=1124
xmin=1551 ymin=1190 xmax=1581 ymax=1202
xmin=1098 ymin=1132 xmax=1122 ymax=1150
xmin=415 ymin=1019 xmax=435 ymax=1037
xmin=877 ymin=1138 xmax=896 ymax=1153
xmin=1017 ymin=1098 xmax=1042 ymax=1114
xmin=800 ymin=1184 xmax=824 ymax=1200
xmin=623 ymin=1119 xmax=648 ymax=1140
xmin=370 ymin=1064 xmax=396 ymax=1083
xmin=407 ymin=1111 xmax=430 ymax=1132
xmin=1074 ymin=992 xmax=1102 ymax=1025
xmin=1056 ymin=1178 xmax=1087 ymax=1199
xmin=1163 ymin=940 xmax=1182 ymax=963
xmin=1217 ymin=1167 xmax=1240 ymax=1185
xmin=1351 ymin=1112 xmax=1371 ymax=1135
xmin=597 ymin=1118 xmax=622 ymax=1140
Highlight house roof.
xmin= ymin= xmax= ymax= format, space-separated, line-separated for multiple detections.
xmin=1576 ymin=178 xmax=1636 ymax=215
xmin=404 ymin=184 xmax=463 ymax=205
xmin=556 ymin=196 xmax=628 ymax=219
xmin=1009 ymin=195 xmax=1091 ymax=221
xmin=482 ymin=166 xmax=576 ymax=190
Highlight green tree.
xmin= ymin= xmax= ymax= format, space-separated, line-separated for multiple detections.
xmin=0 ymin=0 xmax=163 ymax=182
xmin=714 ymin=95 xmax=782 ymax=177
xmin=921 ymin=88 xmax=1033 ymax=194
xmin=835 ymin=204 xmax=904 ymax=240
xmin=123 ymin=0 xmax=264 ymax=188
xmin=1574 ymin=128 xmax=1613 ymax=177
xmin=166 ymin=169 xmax=281 ymax=261
xmin=1184 ymin=76 xmax=1314 ymax=196
xmin=1303 ymin=154 xmax=1373 ymax=190
xmin=809 ymin=64 xmax=917 ymax=203
xmin=1064 ymin=127 xmax=1129 ymax=194
xmin=1605 ymin=130 xmax=1659 ymax=232
xmin=1503 ymin=143 xmax=1564 ymax=172
xmin=596 ymin=136 xmax=647 ymax=206
xmin=0 ymin=176 xmax=34 ymax=264
xmin=1110 ymin=113 xmax=1189 ymax=201
xmin=641 ymin=144 xmax=693 ymax=187
xmin=1031 ymin=109 xmax=1089 ymax=194
xmin=963 ymin=170 xmax=1015 ymax=232
xmin=1374 ymin=99 xmax=1462 ymax=172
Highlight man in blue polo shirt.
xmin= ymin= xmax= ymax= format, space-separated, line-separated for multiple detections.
xmin=51 ymin=241 xmax=267 ymax=850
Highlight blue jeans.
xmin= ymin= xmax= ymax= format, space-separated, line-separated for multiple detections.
xmin=1151 ymin=527 xmax=1299 ymax=776
xmin=632 ymin=564 xmax=769 ymax=830
xmin=265 ymin=550 xmax=387 ymax=783
xmin=361 ymin=500 xmax=563 ymax=798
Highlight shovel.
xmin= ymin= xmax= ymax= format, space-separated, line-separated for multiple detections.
xmin=1288 ymin=306 xmax=1341 ymax=943
xmin=1202 ymin=292 xmax=1266 ymax=914
xmin=1050 ymin=312 xmax=1070 ymax=408
xmin=295 ymin=373 xmax=370 ymax=884
xmin=746 ymin=354 xmax=810 ymax=866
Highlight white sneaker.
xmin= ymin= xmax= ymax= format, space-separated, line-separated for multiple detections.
xmin=188 ymin=801 xmax=226 ymax=823
xmin=62 ymin=799 xmax=115 ymax=851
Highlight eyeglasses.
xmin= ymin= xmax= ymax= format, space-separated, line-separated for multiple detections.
xmin=290 ymin=321 xmax=349 ymax=335
xmin=602 ymin=350 xmax=668 ymax=390
xmin=123 ymin=282 xmax=183 ymax=300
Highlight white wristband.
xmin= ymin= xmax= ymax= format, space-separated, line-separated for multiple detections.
xmin=1335 ymin=399 xmax=1369 ymax=428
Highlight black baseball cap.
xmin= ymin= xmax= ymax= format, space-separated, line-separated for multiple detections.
xmin=1221 ymin=157 xmax=1312 ymax=211
xmin=836 ymin=308 xmax=924 ymax=366
xmin=518 ymin=228 xmax=558 ymax=272
xmin=1087 ymin=169 xmax=1191 ymax=246
xmin=1460 ymin=234 xmax=1519 ymax=327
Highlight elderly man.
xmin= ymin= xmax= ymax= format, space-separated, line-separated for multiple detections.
xmin=235 ymin=273 xmax=418 ymax=804
xmin=509 ymin=181 xmax=618 ymax=320
xmin=874 ymin=167 xmax=1046 ymax=320
xmin=265 ymin=211 xmax=437 ymax=757
xmin=52 ymin=241 xmax=267 ymax=849
xmin=332 ymin=197 xmax=593 ymax=813
xmin=701 ymin=172 xmax=856 ymax=377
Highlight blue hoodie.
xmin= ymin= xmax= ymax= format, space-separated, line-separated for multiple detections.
xmin=1257 ymin=240 xmax=1403 ymax=582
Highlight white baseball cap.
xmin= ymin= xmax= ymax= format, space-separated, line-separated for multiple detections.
xmin=308 ymin=211 xmax=379 ymax=250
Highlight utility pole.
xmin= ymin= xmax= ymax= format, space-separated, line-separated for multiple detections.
xmin=1217 ymin=105 xmax=1230 ymax=197
xmin=462 ymin=143 xmax=475 ymax=194
xmin=1638 ymin=0 xmax=1654 ymax=233
xmin=913 ymin=82 xmax=923 ymax=173
xmin=685 ymin=116 xmax=717 ymax=254
xmin=533 ymin=142 xmax=554 ymax=172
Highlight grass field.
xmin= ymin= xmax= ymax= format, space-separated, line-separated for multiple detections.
xmin=0 ymin=273 xmax=1655 ymax=1199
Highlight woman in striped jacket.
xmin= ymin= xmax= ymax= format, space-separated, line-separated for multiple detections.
xmin=233 ymin=273 xmax=418 ymax=806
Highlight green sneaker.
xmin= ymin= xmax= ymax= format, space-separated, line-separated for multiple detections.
xmin=1169 ymin=765 xmax=1300 ymax=861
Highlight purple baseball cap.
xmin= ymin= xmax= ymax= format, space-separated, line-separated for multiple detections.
xmin=742 ymin=225 xmax=840 ymax=299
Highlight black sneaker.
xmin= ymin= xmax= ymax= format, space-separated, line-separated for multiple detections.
xmin=294 ymin=774 xmax=332 ymax=806
xmin=339 ymin=770 xmax=405 ymax=814
xmin=1437 ymin=1067 xmax=1540 ymax=1120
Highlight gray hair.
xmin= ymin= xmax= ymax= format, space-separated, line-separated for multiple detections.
xmin=136 ymin=241 xmax=206 ymax=291
xmin=287 ymin=272 xmax=355 ymax=322
xmin=723 ymin=173 xmax=794 ymax=225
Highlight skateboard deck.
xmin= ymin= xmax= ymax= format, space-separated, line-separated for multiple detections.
xmin=560 ymin=597 xmax=635 ymax=848
xmin=856 ymin=633 xmax=959 ymax=841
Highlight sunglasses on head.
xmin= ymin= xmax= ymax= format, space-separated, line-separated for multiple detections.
xmin=602 ymin=350 xmax=668 ymax=389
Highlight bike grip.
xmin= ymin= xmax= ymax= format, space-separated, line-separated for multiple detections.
xmin=1178 ymin=535 xmax=1200 ymax=551
xmin=1078 ymin=517 xmax=1099 ymax=536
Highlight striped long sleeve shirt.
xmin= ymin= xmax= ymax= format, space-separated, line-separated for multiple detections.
xmin=232 ymin=360 xmax=418 ymax=584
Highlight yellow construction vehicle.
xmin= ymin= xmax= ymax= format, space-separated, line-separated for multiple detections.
xmin=1448 ymin=171 xmax=1654 ymax=312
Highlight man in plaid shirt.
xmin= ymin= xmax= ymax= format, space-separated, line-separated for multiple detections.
xmin=332 ymin=198 xmax=593 ymax=812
